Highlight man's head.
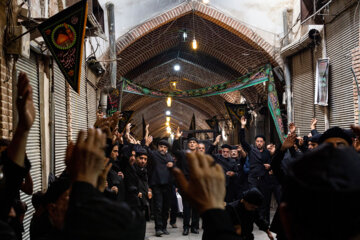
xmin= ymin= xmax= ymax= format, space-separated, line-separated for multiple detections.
xmin=241 ymin=188 xmax=264 ymax=211
xmin=230 ymin=146 xmax=239 ymax=158
xmin=158 ymin=140 xmax=169 ymax=155
xmin=44 ymin=179 xmax=71 ymax=230
xmin=110 ymin=144 xmax=119 ymax=161
xmin=198 ymin=142 xmax=206 ymax=153
xmin=221 ymin=144 xmax=231 ymax=158
xmin=136 ymin=149 xmax=148 ymax=168
xmin=308 ymin=134 xmax=321 ymax=150
xmin=280 ymin=144 xmax=360 ymax=239
xmin=255 ymin=135 xmax=266 ymax=150
xmin=319 ymin=127 xmax=352 ymax=148
xmin=187 ymin=137 xmax=199 ymax=151
xmin=129 ymin=150 xmax=136 ymax=165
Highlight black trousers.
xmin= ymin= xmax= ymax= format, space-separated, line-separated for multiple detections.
xmin=182 ymin=197 xmax=199 ymax=230
xmin=170 ymin=185 xmax=178 ymax=225
xmin=249 ymin=175 xmax=281 ymax=223
xmin=152 ymin=184 xmax=171 ymax=231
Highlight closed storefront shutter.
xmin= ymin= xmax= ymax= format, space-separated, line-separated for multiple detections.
xmin=326 ymin=4 xmax=358 ymax=128
xmin=292 ymin=49 xmax=315 ymax=136
xmin=292 ymin=46 xmax=326 ymax=136
xmin=70 ymin=55 xmax=88 ymax=140
xmin=17 ymin=53 xmax=42 ymax=240
xmin=87 ymin=83 xmax=97 ymax=127
xmin=54 ymin=64 xmax=68 ymax=176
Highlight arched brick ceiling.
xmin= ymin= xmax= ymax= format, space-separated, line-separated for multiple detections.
xmin=99 ymin=9 xmax=283 ymax=137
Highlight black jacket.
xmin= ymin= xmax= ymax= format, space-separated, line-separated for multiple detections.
xmin=226 ymin=200 xmax=269 ymax=238
xmin=146 ymin=149 xmax=173 ymax=186
xmin=172 ymin=139 xmax=190 ymax=179
xmin=123 ymin=164 xmax=141 ymax=208
xmin=239 ymin=129 xmax=271 ymax=178
xmin=65 ymin=181 xmax=144 ymax=240
xmin=134 ymin=164 xmax=149 ymax=208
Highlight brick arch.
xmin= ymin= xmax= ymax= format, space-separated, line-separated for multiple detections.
xmin=112 ymin=1 xmax=281 ymax=68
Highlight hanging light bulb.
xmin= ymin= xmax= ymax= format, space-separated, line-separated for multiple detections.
xmin=182 ymin=31 xmax=187 ymax=41
xmin=166 ymin=110 xmax=171 ymax=116
xmin=192 ymin=38 xmax=198 ymax=50
xmin=166 ymin=117 xmax=171 ymax=122
xmin=173 ymin=64 xmax=180 ymax=71
xmin=166 ymin=126 xmax=171 ymax=133
xmin=202 ymin=0 xmax=210 ymax=3
xmin=165 ymin=121 xmax=170 ymax=126
xmin=167 ymin=97 xmax=172 ymax=107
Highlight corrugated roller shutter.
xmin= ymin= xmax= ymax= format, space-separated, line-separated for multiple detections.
xmin=292 ymin=48 xmax=315 ymax=136
xmin=17 ymin=53 xmax=42 ymax=240
xmin=87 ymin=83 xmax=97 ymax=127
xmin=54 ymin=64 xmax=68 ymax=176
xmin=70 ymin=54 xmax=88 ymax=140
xmin=326 ymin=4 xmax=358 ymax=128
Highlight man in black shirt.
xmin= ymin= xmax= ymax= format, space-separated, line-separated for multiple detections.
xmin=239 ymin=116 xmax=273 ymax=223
xmin=145 ymin=139 xmax=174 ymax=237
xmin=226 ymin=188 xmax=273 ymax=240
xmin=172 ymin=127 xmax=200 ymax=235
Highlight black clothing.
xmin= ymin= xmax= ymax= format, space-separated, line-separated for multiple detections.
xmin=30 ymin=211 xmax=63 ymax=240
xmin=182 ymin=195 xmax=199 ymax=230
xmin=169 ymin=185 xmax=178 ymax=225
xmin=106 ymin=166 xmax=125 ymax=201
xmin=172 ymin=139 xmax=190 ymax=179
xmin=0 ymin=150 xmax=31 ymax=222
xmin=213 ymin=154 xmax=238 ymax=202
xmin=123 ymin=164 xmax=141 ymax=208
xmin=239 ymin=128 xmax=271 ymax=180
xmin=202 ymin=209 xmax=240 ymax=240
xmin=147 ymin=149 xmax=173 ymax=186
xmin=152 ymin=184 xmax=171 ymax=231
xmin=226 ymin=200 xmax=269 ymax=240
xmin=64 ymin=181 xmax=144 ymax=240
xmin=134 ymin=164 xmax=149 ymax=210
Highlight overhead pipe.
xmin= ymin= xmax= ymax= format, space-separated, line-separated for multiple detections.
xmin=106 ymin=2 xmax=116 ymax=89
xmin=283 ymin=9 xmax=293 ymax=124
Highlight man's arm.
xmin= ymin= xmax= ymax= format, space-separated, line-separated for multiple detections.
xmin=239 ymin=116 xmax=251 ymax=153
xmin=310 ymin=118 xmax=319 ymax=136
xmin=207 ymin=135 xmax=221 ymax=155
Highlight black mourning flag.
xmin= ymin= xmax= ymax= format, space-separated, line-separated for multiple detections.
xmin=38 ymin=0 xmax=88 ymax=93
xmin=224 ymin=101 xmax=248 ymax=126
xmin=118 ymin=111 xmax=134 ymax=133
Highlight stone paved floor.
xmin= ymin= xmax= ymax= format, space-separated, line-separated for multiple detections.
xmin=145 ymin=215 xmax=275 ymax=240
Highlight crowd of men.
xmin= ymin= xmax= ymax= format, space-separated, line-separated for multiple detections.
xmin=1 ymin=72 xmax=360 ymax=240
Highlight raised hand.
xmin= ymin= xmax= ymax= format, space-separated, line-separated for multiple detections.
xmin=175 ymin=126 xmax=183 ymax=140
xmin=288 ymin=122 xmax=296 ymax=134
xmin=213 ymin=135 xmax=221 ymax=145
xmin=281 ymin=133 xmax=296 ymax=151
xmin=125 ymin=123 xmax=131 ymax=135
xmin=310 ymin=118 xmax=318 ymax=130
xmin=17 ymin=72 xmax=35 ymax=131
xmin=172 ymin=152 xmax=226 ymax=214
xmin=97 ymin=158 xmax=112 ymax=192
xmin=145 ymin=135 xmax=153 ymax=147
xmin=241 ymin=116 xmax=247 ymax=128
xmin=69 ymin=128 xmax=106 ymax=187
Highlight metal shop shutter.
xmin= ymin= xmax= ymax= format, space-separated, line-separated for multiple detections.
xmin=54 ymin=64 xmax=68 ymax=176
xmin=70 ymin=54 xmax=88 ymax=140
xmin=326 ymin=5 xmax=358 ymax=128
xmin=17 ymin=53 xmax=42 ymax=240
xmin=292 ymin=49 xmax=315 ymax=136
xmin=87 ymin=82 xmax=97 ymax=127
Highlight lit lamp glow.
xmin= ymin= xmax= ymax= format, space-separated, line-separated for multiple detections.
xmin=167 ymin=97 xmax=172 ymax=107
xmin=202 ymin=0 xmax=209 ymax=3
xmin=192 ymin=38 xmax=198 ymax=50
xmin=174 ymin=64 xmax=180 ymax=71
xmin=165 ymin=122 xmax=170 ymax=126
xmin=165 ymin=110 xmax=171 ymax=116
xmin=166 ymin=126 xmax=171 ymax=133
xmin=166 ymin=117 xmax=171 ymax=122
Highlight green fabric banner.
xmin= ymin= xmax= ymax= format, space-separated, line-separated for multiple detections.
xmin=120 ymin=64 xmax=285 ymax=142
